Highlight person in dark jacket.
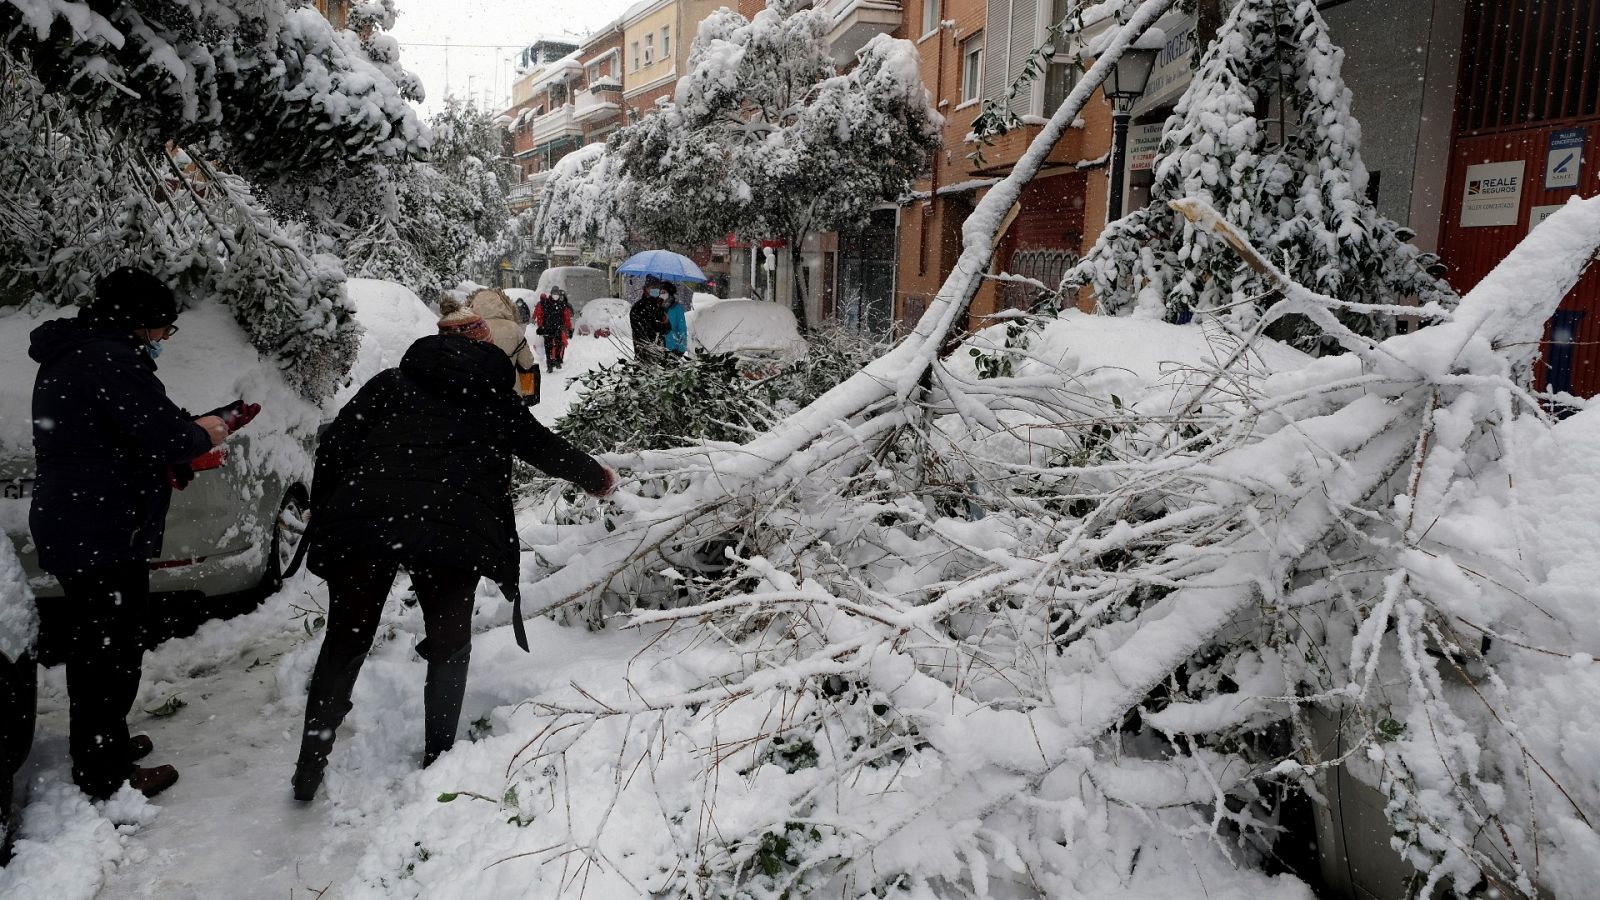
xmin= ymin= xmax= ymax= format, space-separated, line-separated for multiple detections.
xmin=534 ymin=288 xmax=575 ymax=371
xmin=291 ymin=326 xmax=615 ymax=801
xmin=629 ymin=277 xmax=670 ymax=361
xmin=28 ymin=267 xmax=229 ymax=800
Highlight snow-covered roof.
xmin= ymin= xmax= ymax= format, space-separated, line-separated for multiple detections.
xmin=621 ymin=0 xmax=671 ymax=27
xmin=531 ymin=51 xmax=585 ymax=93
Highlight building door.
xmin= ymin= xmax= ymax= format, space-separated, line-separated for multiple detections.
xmin=1436 ymin=0 xmax=1600 ymax=395
xmin=838 ymin=209 xmax=899 ymax=338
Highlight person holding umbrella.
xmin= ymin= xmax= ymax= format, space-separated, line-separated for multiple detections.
xmin=619 ymin=251 xmax=706 ymax=363
xmin=628 ymin=277 xmax=669 ymax=362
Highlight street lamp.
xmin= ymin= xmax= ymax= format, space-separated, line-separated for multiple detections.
xmin=1105 ymin=46 xmax=1160 ymax=222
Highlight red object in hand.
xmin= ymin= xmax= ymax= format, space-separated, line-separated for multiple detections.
xmin=221 ymin=400 xmax=261 ymax=433
xmin=191 ymin=447 xmax=227 ymax=471
xmin=587 ymin=466 xmax=617 ymax=498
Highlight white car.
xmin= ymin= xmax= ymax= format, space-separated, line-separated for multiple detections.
xmin=689 ymin=299 xmax=807 ymax=362
xmin=534 ymin=266 xmax=611 ymax=314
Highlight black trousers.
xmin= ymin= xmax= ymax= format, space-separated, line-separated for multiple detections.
xmin=300 ymin=558 xmax=478 ymax=767
xmin=1 ymin=649 xmax=37 ymax=857
xmin=54 ymin=561 xmax=148 ymax=799
xmin=542 ymin=332 xmax=569 ymax=367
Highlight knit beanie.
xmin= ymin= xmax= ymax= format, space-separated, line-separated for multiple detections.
xmin=438 ymin=308 xmax=492 ymax=343
xmin=83 ymin=267 xmax=178 ymax=329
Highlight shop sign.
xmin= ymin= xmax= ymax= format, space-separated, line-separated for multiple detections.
xmin=1529 ymin=204 xmax=1565 ymax=231
xmin=1460 ymin=161 xmax=1524 ymax=228
xmin=1131 ymin=15 xmax=1199 ymax=118
xmin=1128 ymin=123 xmax=1165 ymax=172
xmin=1545 ymin=128 xmax=1585 ymax=190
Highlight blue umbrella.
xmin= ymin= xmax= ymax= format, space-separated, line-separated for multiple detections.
xmin=617 ymin=249 xmax=707 ymax=283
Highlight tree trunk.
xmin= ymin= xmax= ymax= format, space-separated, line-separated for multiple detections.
xmin=1194 ymin=0 xmax=1225 ymax=54
xmin=788 ymin=238 xmax=810 ymax=332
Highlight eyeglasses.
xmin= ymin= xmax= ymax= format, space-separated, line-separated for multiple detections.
xmin=162 ymin=324 xmax=179 ymax=339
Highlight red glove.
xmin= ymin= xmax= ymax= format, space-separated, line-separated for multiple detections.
xmin=586 ymin=466 xmax=617 ymax=498
xmin=207 ymin=400 xmax=262 ymax=433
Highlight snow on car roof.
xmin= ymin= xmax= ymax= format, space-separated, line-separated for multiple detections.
xmin=339 ymin=278 xmax=437 ymax=409
xmin=690 ymin=300 xmax=806 ymax=357
xmin=0 ymin=300 xmax=324 ymax=466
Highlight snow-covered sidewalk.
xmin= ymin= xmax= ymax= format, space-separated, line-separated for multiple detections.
xmin=1 ymin=332 xmax=629 ymax=899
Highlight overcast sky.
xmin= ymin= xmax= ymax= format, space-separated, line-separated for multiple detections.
xmin=389 ymin=0 xmax=639 ymax=117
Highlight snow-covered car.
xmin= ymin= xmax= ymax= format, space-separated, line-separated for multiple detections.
xmin=0 ymin=279 xmax=433 ymax=612
xmin=689 ymin=299 xmax=807 ymax=362
xmin=535 ymin=266 xmax=611 ymax=313
xmin=574 ymin=297 xmax=631 ymax=338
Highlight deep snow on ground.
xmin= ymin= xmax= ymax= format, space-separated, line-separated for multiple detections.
xmin=0 ymin=331 xmax=626 ymax=900
xmin=8 ymin=304 xmax=1598 ymax=897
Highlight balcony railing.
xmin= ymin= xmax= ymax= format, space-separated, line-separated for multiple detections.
xmin=574 ymin=84 xmax=624 ymax=122
xmin=529 ymin=103 xmax=582 ymax=144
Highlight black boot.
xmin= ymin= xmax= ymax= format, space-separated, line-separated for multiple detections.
xmin=293 ymin=653 xmax=366 ymax=801
xmin=422 ymin=644 xmax=471 ymax=768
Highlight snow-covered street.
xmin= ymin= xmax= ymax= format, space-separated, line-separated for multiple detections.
xmin=7 ymin=0 xmax=1600 ymax=897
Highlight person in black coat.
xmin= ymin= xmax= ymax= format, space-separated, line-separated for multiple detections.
xmin=27 ymin=267 xmax=229 ymax=800
xmin=291 ymin=327 xmax=615 ymax=801
xmin=629 ymin=277 xmax=670 ymax=361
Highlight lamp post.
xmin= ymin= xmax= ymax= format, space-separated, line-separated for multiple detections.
xmin=1105 ymin=46 xmax=1160 ymax=222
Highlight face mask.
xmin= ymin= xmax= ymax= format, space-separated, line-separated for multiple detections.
xmin=144 ymin=340 xmax=163 ymax=360
xmin=649 ymin=289 xmax=662 ymax=298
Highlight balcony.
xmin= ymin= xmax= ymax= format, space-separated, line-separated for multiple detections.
xmin=574 ymin=82 xmax=623 ymax=123
xmin=820 ymin=0 xmax=902 ymax=66
xmin=507 ymin=171 xmax=552 ymax=211
xmin=529 ymin=103 xmax=582 ymax=145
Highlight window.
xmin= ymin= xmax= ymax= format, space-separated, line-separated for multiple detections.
xmin=961 ymin=33 xmax=983 ymax=103
xmin=661 ymin=26 xmax=671 ymax=61
xmin=921 ymin=0 xmax=941 ymax=35
xmin=631 ymin=42 xmax=640 ymax=71
xmin=644 ymin=34 xmax=654 ymax=66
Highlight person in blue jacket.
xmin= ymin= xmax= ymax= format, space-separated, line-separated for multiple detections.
xmin=664 ymin=283 xmax=689 ymax=356
xmin=27 ymin=267 xmax=230 ymax=800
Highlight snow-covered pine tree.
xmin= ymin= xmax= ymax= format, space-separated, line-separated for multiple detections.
xmin=531 ymin=143 xmax=632 ymax=263
xmin=333 ymin=101 xmax=516 ymax=301
xmin=0 ymin=0 xmax=427 ymax=400
xmin=2 ymin=0 xmax=427 ymax=192
xmin=606 ymin=0 xmax=941 ymax=327
xmin=1060 ymin=0 xmax=1455 ymax=354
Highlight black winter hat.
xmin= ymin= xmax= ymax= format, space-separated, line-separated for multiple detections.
xmin=83 ymin=267 xmax=178 ymax=329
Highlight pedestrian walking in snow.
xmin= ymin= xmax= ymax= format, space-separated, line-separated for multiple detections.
xmin=467 ymin=287 xmax=540 ymax=404
xmin=27 ymin=267 xmax=244 ymax=801
xmin=629 ymin=278 xmax=670 ymax=361
xmin=291 ymin=320 xmax=615 ymax=801
xmin=664 ymin=287 xmax=689 ymax=357
xmin=534 ymin=288 xmax=575 ymax=371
